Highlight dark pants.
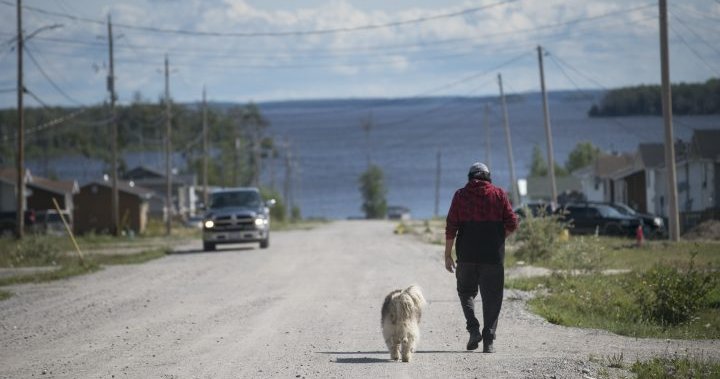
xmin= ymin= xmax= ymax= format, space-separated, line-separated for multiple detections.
xmin=455 ymin=262 xmax=504 ymax=339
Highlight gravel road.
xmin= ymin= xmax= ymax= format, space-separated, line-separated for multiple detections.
xmin=1 ymin=221 xmax=717 ymax=378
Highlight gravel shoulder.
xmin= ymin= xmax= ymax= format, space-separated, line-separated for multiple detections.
xmin=1 ymin=221 xmax=717 ymax=378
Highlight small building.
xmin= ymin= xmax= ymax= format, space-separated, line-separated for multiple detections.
xmin=74 ymin=180 xmax=154 ymax=235
xmin=525 ymin=175 xmax=583 ymax=204
xmin=123 ymin=165 xmax=197 ymax=218
xmin=0 ymin=167 xmax=78 ymax=212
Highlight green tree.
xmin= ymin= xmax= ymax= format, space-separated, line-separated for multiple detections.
xmin=529 ymin=144 xmax=569 ymax=177
xmin=565 ymin=141 xmax=600 ymax=173
xmin=359 ymin=164 xmax=387 ymax=219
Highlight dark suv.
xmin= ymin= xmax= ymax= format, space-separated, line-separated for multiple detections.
xmin=558 ymin=203 xmax=642 ymax=236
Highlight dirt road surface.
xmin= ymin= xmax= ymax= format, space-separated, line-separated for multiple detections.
xmin=1 ymin=221 xmax=717 ymax=378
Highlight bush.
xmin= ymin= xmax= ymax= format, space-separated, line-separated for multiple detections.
xmin=635 ymin=255 xmax=715 ymax=326
xmin=0 ymin=236 xmax=62 ymax=267
xmin=358 ymin=165 xmax=387 ymax=219
xmin=514 ymin=206 xmax=567 ymax=263
xmin=550 ymin=236 xmax=605 ymax=275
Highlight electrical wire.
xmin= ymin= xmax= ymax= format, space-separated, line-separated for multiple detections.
xmin=668 ymin=24 xmax=720 ymax=76
xmin=1 ymin=0 xmax=520 ymax=37
xmin=669 ymin=10 xmax=720 ymax=57
xmin=24 ymin=44 xmax=87 ymax=106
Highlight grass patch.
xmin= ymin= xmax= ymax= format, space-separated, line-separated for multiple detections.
xmin=507 ymin=271 xmax=720 ymax=339
xmin=631 ymin=355 xmax=720 ymax=378
xmin=0 ymin=249 xmax=168 ymax=288
xmin=0 ymin=289 xmax=12 ymax=301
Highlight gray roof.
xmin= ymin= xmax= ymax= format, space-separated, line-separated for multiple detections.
xmin=637 ymin=143 xmax=665 ymax=168
xmin=691 ymin=129 xmax=720 ymax=161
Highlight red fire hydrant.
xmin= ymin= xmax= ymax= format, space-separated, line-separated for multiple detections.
xmin=636 ymin=225 xmax=644 ymax=248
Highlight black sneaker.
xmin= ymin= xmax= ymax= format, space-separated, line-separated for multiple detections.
xmin=482 ymin=332 xmax=495 ymax=353
xmin=466 ymin=329 xmax=482 ymax=350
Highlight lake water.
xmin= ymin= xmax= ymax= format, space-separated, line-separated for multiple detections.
xmin=27 ymin=91 xmax=720 ymax=219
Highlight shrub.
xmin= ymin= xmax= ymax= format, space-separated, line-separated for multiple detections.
xmin=0 ymin=236 xmax=62 ymax=267
xmin=550 ymin=236 xmax=605 ymax=275
xmin=513 ymin=206 xmax=567 ymax=263
xmin=635 ymin=254 xmax=714 ymax=326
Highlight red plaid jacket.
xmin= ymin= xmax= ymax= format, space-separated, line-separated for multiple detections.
xmin=446 ymin=179 xmax=518 ymax=264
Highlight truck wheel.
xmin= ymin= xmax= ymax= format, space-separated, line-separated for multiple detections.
xmin=260 ymin=236 xmax=269 ymax=249
xmin=203 ymin=242 xmax=216 ymax=251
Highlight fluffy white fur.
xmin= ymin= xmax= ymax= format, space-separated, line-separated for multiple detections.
xmin=381 ymin=285 xmax=427 ymax=362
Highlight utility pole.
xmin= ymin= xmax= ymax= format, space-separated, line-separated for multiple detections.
xmin=164 ymin=55 xmax=172 ymax=236
xmin=434 ymin=149 xmax=441 ymax=218
xmin=498 ymin=73 xmax=519 ymax=206
xmin=15 ymin=0 xmax=24 ymax=239
xmin=108 ymin=14 xmax=119 ymax=236
xmin=283 ymin=138 xmax=292 ymax=221
xmin=659 ymin=0 xmax=680 ymax=241
xmin=483 ymin=103 xmax=491 ymax=167
xmin=537 ymin=45 xmax=558 ymax=206
xmin=202 ymin=86 xmax=209 ymax=210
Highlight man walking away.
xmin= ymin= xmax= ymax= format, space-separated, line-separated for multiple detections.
xmin=444 ymin=162 xmax=518 ymax=353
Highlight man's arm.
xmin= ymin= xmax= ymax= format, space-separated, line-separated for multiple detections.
xmin=445 ymin=191 xmax=460 ymax=273
xmin=444 ymin=238 xmax=456 ymax=273
xmin=501 ymin=191 xmax=519 ymax=238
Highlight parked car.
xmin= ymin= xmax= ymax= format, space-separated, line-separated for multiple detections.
xmin=202 ymin=188 xmax=274 ymax=251
xmin=558 ymin=203 xmax=642 ymax=236
xmin=35 ymin=209 xmax=71 ymax=235
xmin=0 ymin=210 xmax=37 ymax=236
xmin=606 ymin=202 xmax=667 ymax=239
xmin=184 ymin=215 xmax=204 ymax=229
xmin=387 ymin=206 xmax=411 ymax=221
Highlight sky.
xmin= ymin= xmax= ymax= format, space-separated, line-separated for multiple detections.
xmin=0 ymin=0 xmax=719 ymax=108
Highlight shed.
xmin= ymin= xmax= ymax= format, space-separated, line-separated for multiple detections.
xmin=74 ymin=180 xmax=154 ymax=235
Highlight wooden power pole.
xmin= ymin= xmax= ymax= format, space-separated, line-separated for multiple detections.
xmin=659 ymin=0 xmax=680 ymax=241
xmin=498 ymin=73 xmax=519 ymax=206
xmin=537 ymin=45 xmax=558 ymax=206
xmin=15 ymin=0 xmax=24 ymax=239
xmin=202 ymin=86 xmax=209 ymax=210
xmin=164 ymin=55 xmax=173 ymax=236
xmin=483 ymin=103 xmax=491 ymax=167
xmin=434 ymin=149 xmax=441 ymax=218
xmin=108 ymin=14 xmax=120 ymax=236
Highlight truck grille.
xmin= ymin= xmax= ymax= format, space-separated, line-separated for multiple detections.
xmin=212 ymin=215 xmax=255 ymax=231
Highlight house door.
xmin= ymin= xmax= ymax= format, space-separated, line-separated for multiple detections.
xmin=626 ymin=171 xmax=647 ymax=212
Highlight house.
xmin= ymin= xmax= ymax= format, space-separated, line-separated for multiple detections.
xmin=573 ymin=152 xmax=635 ymax=204
xmin=122 ymin=165 xmax=198 ymax=218
xmin=0 ymin=167 xmax=78 ymax=212
xmin=73 ymin=180 xmax=154 ymax=235
xmin=606 ymin=143 xmax=665 ymax=213
xmin=652 ymin=130 xmax=720 ymax=230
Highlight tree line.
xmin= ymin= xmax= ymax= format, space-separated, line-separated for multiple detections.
xmin=588 ymin=78 xmax=720 ymax=117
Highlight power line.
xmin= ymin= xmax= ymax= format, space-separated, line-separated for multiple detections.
xmin=669 ymin=10 xmax=720 ymax=57
xmin=24 ymin=44 xmax=87 ymax=106
xmin=668 ymin=24 xmax=720 ymax=76
xmin=0 ymin=0 xmax=520 ymax=37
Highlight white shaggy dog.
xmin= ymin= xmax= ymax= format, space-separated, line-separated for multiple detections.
xmin=381 ymin=285 xmax=427 ymax=362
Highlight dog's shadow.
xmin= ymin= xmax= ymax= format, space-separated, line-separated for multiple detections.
xmin=319 ymin=350 xmax=471 ymax=364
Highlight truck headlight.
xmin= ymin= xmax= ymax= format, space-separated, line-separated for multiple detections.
xmin=653 ymin=217 xmax=663 ymax=227
xmin=204 ymin=220 xmax=215 ymax=228
xmin=254 ymin=218 xmax=266 ymax=227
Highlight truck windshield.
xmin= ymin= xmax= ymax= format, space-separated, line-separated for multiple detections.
xmin=210 ymin=191 xmax=261 ymax=209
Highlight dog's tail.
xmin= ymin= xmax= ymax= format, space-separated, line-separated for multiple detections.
xmin=403 ymin=285 xmax=427 ymax=309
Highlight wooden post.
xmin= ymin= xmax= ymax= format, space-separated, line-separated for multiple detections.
xmin=52 ymin=197 xmax=85 ymax=266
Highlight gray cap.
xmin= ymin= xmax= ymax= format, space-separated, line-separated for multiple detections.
xmin=468 ymin=162 xmax=490 ymax=180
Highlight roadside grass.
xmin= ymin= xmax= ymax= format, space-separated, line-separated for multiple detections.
xmin=506 ymin=272 xmax=720 ymax=339
xmin=0 ymin=248 xmax=170 ymax=298
xmin=631 ymin=354 xmax=720 ymax=378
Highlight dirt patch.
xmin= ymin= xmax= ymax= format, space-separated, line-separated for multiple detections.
xmin=683 ymin=220 xmax=720 ymax=241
